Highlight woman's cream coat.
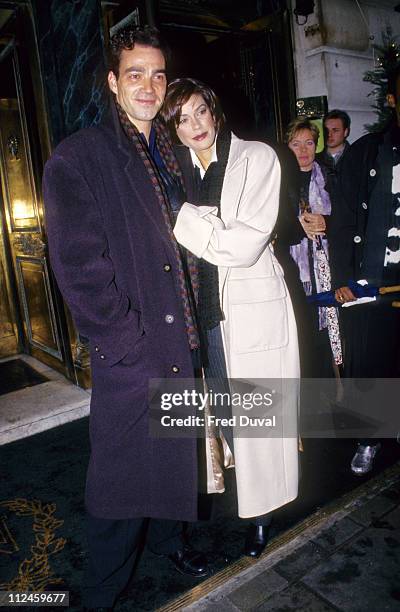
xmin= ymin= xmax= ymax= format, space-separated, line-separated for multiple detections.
xmin=174 ymin=134 xmax=299 ymax=518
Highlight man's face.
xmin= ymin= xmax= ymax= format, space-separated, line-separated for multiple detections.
xmin=108 ymin=44 xmax=167 ymax=133
xmin=324 ymin=118 xmax=349 ymax=151
xmin=387 ymin=75 xmax=400 ymax=127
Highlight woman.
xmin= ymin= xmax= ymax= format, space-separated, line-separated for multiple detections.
xmin=161 ymin=78 xmax=300 ymax=557
xmin=285 ymin=117 xmax=342 ymax=376
xmin=272 ymin=144 xmax=315 ymax=378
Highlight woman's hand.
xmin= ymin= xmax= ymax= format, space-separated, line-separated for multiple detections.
xmin=335 ymin=286 xmax=357 ymax=303
xmin=299 ymin=212 xmax=326 ymax=241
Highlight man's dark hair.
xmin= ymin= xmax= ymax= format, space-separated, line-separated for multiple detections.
xmin=323 ymin=109 xmax=351 ymax=131
xmin=108 ymin=26 xmax=170 ymax=77
xmin=160 ymin=77 xmax=226 ymax=143
xmin=387 ymin=64 xmax=400 ymax=98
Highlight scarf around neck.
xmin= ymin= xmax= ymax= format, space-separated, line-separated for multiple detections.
xmin=290 ymin=161 xmax=331 ymax=292
xmin=290 ymin=162 xmax=332 ymax=327
xmin=192 ymin=127 xmax=232 ymax=331
xmin=115 ymin=100 xmax=200 ymax=349
xmin=289 ymin=162 xmax=343 ymax=363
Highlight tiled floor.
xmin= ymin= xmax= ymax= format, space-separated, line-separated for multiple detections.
xmin=181 ymin=469 xmax=400 ymax=612
xmin=0 ymin=354 xmax=90 ymax=445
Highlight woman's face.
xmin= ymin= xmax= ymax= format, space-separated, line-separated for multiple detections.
xmin=176 ymin=94 xmax=217 ymax=154
xmin=288 ymin=128 xmax=316 ymax=171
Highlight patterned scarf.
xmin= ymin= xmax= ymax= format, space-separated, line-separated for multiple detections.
xmin=290 ymin=162 xmax=342 ymax=364
xmin=290 ymin=162 xmax=331 ymax=301
xmin=115 ymin=101 xmax=199 ymax=349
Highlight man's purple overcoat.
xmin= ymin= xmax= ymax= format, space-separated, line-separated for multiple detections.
xmin=43 ymin=107 xmax=198 ymax=521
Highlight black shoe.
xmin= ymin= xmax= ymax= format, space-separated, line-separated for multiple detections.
xmin=244 ymin=524 xmax=271 ymax=558
xmin=168 ymin=545 xmax=209 ymax=577
xmin=84 ymin=608 xmax=113 ymax=611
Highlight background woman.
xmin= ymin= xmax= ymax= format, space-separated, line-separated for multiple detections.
xmin=161 ymin=78 xmax=300 ymax=557
xmin=285 ymin=117 xmax=342 ymax=377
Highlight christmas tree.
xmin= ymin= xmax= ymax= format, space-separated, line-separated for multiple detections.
xmin=363 ymin=32 xmax=400 ymax=133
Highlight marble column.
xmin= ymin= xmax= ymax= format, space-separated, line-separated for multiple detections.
xmin=32 ymin=0 xmax=109 ymax=146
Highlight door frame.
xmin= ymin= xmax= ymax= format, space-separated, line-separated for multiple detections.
xmin=0 ymin=4 xmax=75 ymax=380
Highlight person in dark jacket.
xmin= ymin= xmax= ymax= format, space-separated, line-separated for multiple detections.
xmin=317 ymin=109 xmax=351 ymax=173
xmin=317 ymin=109 xmax=351 ymax=201
xmin=281 ymin=117 xmax=342 ymax=377
xmin=273 ymin=144 xmax=318 ymax=377
xmin=43 ymin=26 xmax=208 ymax=611
xmin=330 ymin=64 xmax=400 ymax=475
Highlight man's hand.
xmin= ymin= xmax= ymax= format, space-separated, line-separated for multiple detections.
xmin=299 ymin=212 xmax=326 ymax=241
xmin=335 ymin=286 xmax=356 ymax=303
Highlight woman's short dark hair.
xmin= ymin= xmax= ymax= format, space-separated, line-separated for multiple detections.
xmin=285 ymin=117 xmax=320 ymax=145
xmin=160 ymin=78 xmax=226 ymax=142
xmin=108 ymin=26 xmax=170 ymax=78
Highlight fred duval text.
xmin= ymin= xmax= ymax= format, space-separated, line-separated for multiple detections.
xmin=160 ymin=415 xmax=277 ymax=428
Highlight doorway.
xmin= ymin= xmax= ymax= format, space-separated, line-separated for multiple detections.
xmin=0 ymin=7 xmax=73 ymax=379
xmin=161 ymin=9 xmax=296 ymax=144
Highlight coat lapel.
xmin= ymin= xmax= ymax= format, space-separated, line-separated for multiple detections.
xmin=219 ymin=136 xmax=248 ymax=294
xmin=222 ymin=136 xmax=248 ymax=216
xmin=103 ymin=105 xmax=177 ymax=258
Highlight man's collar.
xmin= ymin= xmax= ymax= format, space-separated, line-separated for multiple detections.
xmin=327 ymin=141 xmax=348 ymax=158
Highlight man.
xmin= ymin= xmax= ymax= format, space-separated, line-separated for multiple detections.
xmin=331 ymin=65 xmax=400 ymax=475
xmin=317 ymin=109 xmax=351 ymax=192
xmin=43 ymin=26 xmax=207 ymax=611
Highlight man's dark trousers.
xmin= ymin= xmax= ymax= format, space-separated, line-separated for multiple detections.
xmin=83 ymin=515 xmax=183 ymax=608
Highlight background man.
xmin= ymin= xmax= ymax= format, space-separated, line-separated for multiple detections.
xmin=317 ymin=109 xmax=351 ymax=192
xmin=331 ymin=65 xmax=400 ymax=476
xmin=43 ymin=26 xmax=207 ymax=611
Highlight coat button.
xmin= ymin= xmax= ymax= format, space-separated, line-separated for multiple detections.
xmin=100 ymin=354 xmax=105 ymax=360
xmin=95 ymin=346 xmax=99 ymax=352
xmin=165 ymin=314 xmax=174 ymax=324
xmin=353 ymin=235 xmax=362 ymax=244
xmin=361 ymin=202 xmax=368 ymax=210
xmin=369 ymin=168 xmax=376 ymax=177
xmin=171 ymin=365 xmax=180 ymax=373
xmin=163 ymin=264 xmax=171 ymax=272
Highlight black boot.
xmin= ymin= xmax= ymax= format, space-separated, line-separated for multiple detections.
xmin=244 ymin=523 xmax=271 ymax=558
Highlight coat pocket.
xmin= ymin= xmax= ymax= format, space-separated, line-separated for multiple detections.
xmin=89 ymin=326 xmax=146 ymax=370
xmin=229 ymin=276 xmax=289 ymax=354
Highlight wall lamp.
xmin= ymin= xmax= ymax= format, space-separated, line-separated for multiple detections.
xmin=294 ymin=0 xmax=315 ymax=25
